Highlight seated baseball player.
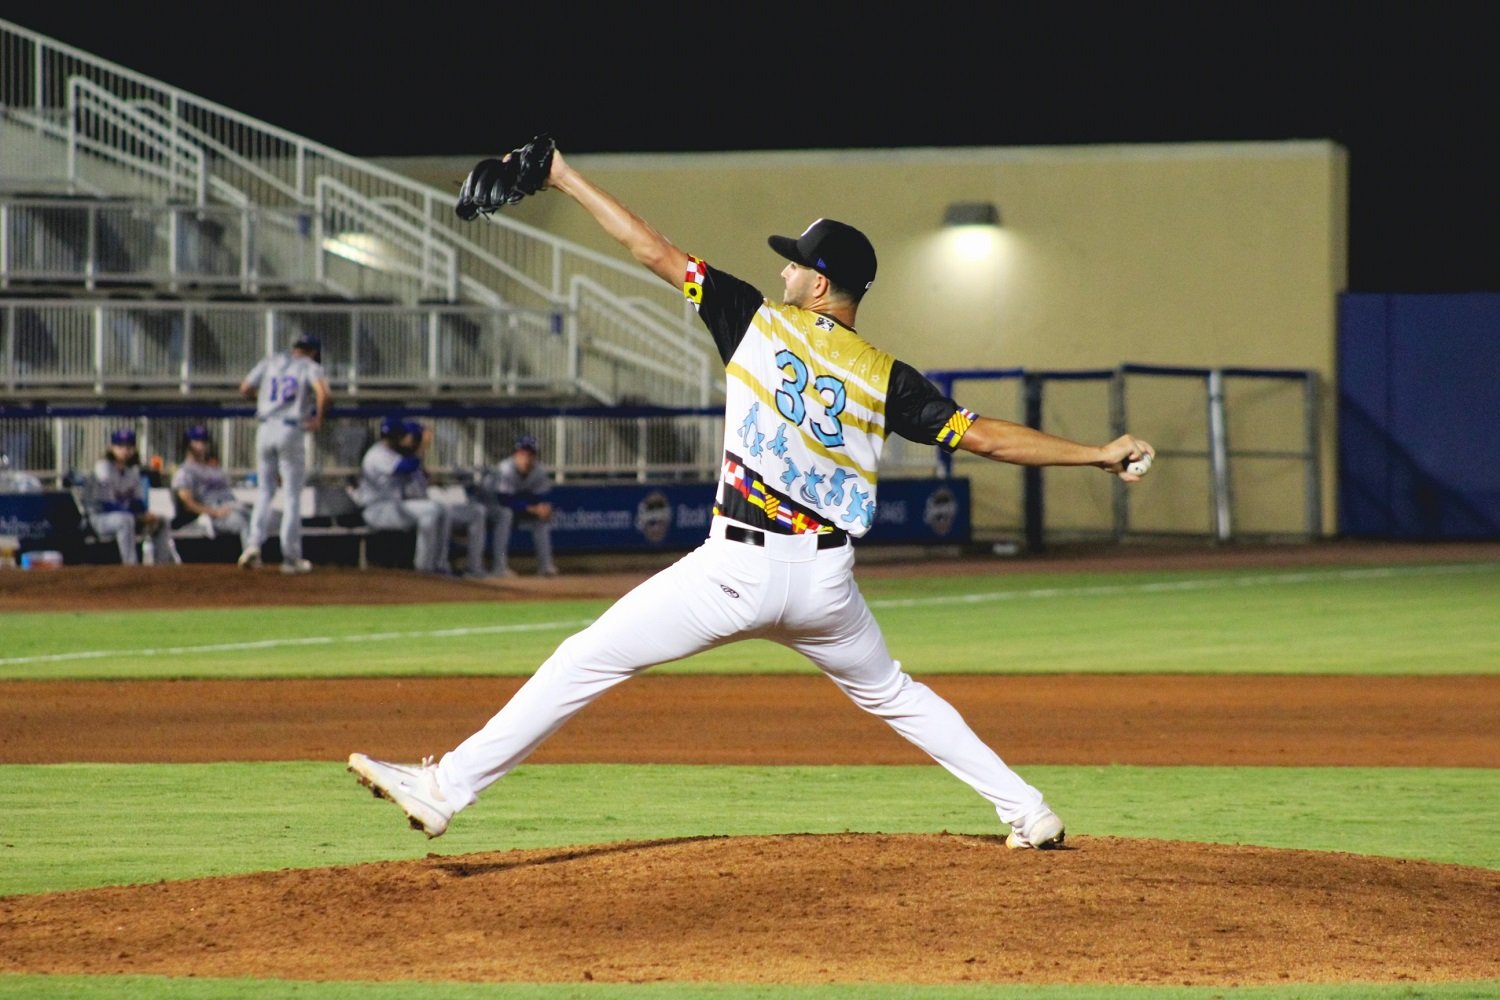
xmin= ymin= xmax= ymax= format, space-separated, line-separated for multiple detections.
xmin=171 ymin=425 xmax=264 ymax=557
xmin=355 ymin=416 xmax=453 ymax=574
xmin=399 ymin=418 xmax=488 ymax=578
xmin=480 ymin=434 xmax=558 ymax=578
xmin=86 ymin=428 xmax=180 ymax=566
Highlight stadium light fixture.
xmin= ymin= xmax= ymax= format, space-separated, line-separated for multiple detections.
xmin=942 ymin=201 xmax=1001 ymax=228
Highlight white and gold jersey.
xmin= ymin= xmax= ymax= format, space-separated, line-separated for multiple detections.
xmin=686 ymin=257 xmax=976 ymax=539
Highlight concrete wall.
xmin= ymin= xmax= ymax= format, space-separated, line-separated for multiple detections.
xmin=377 ymin=141 xmax=1348 ymax=538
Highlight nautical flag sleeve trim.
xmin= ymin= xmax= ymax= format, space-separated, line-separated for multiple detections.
xmin=936 ymin=407 xmax=977 ymax=451
xmin=684 ymin=255 xmax=707 ymax=304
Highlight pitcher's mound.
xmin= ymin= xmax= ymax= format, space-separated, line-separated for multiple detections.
xmin=4 ymin=833 xmax=1498 ymax=985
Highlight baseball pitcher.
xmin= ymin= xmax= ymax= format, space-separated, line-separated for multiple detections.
xmin=351 ymin=137 xmax=1155 ymax=850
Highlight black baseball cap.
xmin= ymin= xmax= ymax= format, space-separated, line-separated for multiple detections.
xmin=768 ymin=218 xmax=877 ymax=295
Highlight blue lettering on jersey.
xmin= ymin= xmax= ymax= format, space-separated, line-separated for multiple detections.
xmin=768 ymin=423 xmax=789 ymax=458
xmin=774 ymin=350 xmax=808 ymax=426
xmin=774 ymin=348 xmax=848 ymax=448
xmin=738 ymin=403 xmax=766 ymax=458
xmin=826 ymin=468 xmax=854 ymax=508
xmin=779 ymin=457 xmax=801 ymax=491
xmin=267 ymin=375 xmax=298 ymax=403
xmin=800 ymin=468 xmax=826 ymax=508
xmin=842 ymin=485 xmax=875 ymax=529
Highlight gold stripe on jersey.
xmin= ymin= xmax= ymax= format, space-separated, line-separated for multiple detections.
xmin=725 ymin=361 xmax=879 ymax=481
xmin=762 ymin=308 xmax=895 ymax=421
xmin=749 ymin=315 xmax=891 ymax=425
xmin=726 ymin=358 xmax=882 ymax=439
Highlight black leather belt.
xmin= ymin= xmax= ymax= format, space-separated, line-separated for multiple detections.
xmin=259 ymin=417 xmax=299 ymax=426
xmin=724 ymin=524 xmax=848 ymax=550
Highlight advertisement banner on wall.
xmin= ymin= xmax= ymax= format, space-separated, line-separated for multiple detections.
xmin=507 ymin=478 xmax=970 ymax=553
xmin=0 ymin=491 xmax=84 ymax=551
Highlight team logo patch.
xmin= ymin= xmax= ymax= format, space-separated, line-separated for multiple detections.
xmin=719 ymin=584 xmax=740 ymax=598
xmin=924 ymin=485 xmax=958 ymax=537
xmin=814 ymin=315 xmax=835 ymax=331
xmin=635 ymin=491 xmax=673 ymax=543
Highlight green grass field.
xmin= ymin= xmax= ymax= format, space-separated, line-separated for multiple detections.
xmin=3 ymin=562 xmax=1497 ymax=680
xmin=3 ymin=558 xmax=1499 ymax=999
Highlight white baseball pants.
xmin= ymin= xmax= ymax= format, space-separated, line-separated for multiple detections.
xmin=437 ymin=516 xmax=1050 ymax=830
xmin=89 ymin=511 xmax=177 ymax=565
xmin=441 ymin=499 xmax=487 ymax=576
xmin=249 ymin=420 xmax=307 ymax=563
xmin=205 ymin=506 xmax=256 ymax=552
xmin=362 ymin=498 xmax=450 ymax=573
xmin=488 ymin=504 xmax=556 ymax=575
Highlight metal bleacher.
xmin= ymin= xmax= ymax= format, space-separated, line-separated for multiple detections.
xmin=0 ymin=17 xmax=723 ymax=413
xmin=0 ymin=16 xmax=760 ymax=523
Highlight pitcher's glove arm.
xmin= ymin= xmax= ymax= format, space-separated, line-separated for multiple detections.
xmin=455 ymin=134 xmax=556 ymax=220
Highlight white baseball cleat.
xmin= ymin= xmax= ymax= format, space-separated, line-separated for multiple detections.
xmin=280 ymin=558 xmax=313 ymax=575
xmin=347 ymin=753 xmax=453 ymax=838
xmin=1005 ymin=808 xmax=1066 ymax=850
xmin=237 ymin=546 xmax=261 ymax=569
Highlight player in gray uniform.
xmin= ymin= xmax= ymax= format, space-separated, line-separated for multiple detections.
xmin=481 ymin=434 xmax=557 ymax=577
xmin=86 ymin=428 xmax=179 ymax=566
xmin=350 ymin=143 xmax=1154 ymax=849
xmin=171 ymin=425 xmax=259 ymax=556
xmin=357 ymin=416 xmax=452 ymax=574
xmin=402 ymin=419 xmax=489 ymax=578
xmin=238 ymin=334 xmax=330 ymax=575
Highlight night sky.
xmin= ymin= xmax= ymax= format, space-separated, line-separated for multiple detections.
xmin=11 ymin=5 xmax=1499 ymax=291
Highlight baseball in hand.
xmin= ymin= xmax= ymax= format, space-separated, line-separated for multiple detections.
xmin=1125 ymin=453 xmax=1154 ymax=477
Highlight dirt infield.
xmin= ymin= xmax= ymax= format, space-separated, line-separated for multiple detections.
xmin=5 ymin=835 xmax=1499 ymax=986
xmin=3 ymin=540 xmax=1499 ymax=986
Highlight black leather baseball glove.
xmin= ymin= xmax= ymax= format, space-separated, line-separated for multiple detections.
xmin=454 ymin=134 xmax=556 ymax=220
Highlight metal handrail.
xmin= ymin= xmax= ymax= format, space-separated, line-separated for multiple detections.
xmin=67 ymin=78 xmax=207 ymax=205
xmin=1 ymin=17 xmax=710 ymax=406
xmin=127 ymin=100 xmax=298 ymax=208
xmin=0 ymin=194 xmax=320 ymax=293
xmin=315 ymin=177 xmax=457 ymax=301
xmin=0 ymin=297 xmax=573 ymax=397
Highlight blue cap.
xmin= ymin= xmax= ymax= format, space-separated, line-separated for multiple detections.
xmin=186 ymin=425 xmax=210 ymax=442
xmin=110 ymin=428 xmax=137 ymax=446
xmin=293 ymin=334 xmax=321 ymax=355
xmin=402 ymin=418 xmax=424 ymax=438
xmin=379 ymin=415 xmax=405 ymax=438
xmin=515 ymin=434 xmax=539 ymax=453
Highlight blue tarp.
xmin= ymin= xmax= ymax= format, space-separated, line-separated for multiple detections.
xmin=1338 ymin=293 xmax=1500 ymax=538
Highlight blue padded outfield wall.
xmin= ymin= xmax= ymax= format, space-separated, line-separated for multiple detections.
xmin=1338 ymin=293 xmax=1500 ymax=538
